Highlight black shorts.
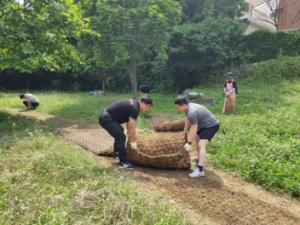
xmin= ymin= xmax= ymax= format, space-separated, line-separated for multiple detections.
xmin=197 ymin=124 xmax=219 ymax=142
xmin=23 ymin=101 xmax=39 ymax=109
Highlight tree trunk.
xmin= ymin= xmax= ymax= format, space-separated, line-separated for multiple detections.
xmin=127 ymin=58 xmax=138 ymax=99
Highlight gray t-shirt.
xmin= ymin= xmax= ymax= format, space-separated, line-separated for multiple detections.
xmin=187 ymin=103 xmax=218 ymax=129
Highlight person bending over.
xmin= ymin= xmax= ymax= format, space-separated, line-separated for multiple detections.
xmin=175 ymin=96 xmax=219 ymax=178
xmin=99 ymin=96 xmax=154 ymax=169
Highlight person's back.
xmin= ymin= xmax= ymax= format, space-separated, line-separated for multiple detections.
xmin=20 ymin=93 xmax=40 ymax=110
xmin=99 ymin=96 xmax=153 ymax=169
xmin=24 ymin=93 xmax=39 ymax=103
xmin=105 ymin=99 xmax=139 ymax=124
xmin=187 ymin=103 xmax=218 ymax=129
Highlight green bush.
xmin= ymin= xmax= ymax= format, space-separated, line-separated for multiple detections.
xmin=210 ymin=111 xmax=300 ymax=197
xmin=243 ymin=30 xmax=300 ymax=62
xmin=242 ymin=55 xmax=300 ymax=82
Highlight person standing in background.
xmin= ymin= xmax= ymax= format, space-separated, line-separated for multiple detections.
xmin=223 ymin=71 xmax=238 ymax=114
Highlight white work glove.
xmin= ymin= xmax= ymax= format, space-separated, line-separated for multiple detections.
xmin=130 ymin=142 xmax=138 ymax=150
xmin=184 ymin=142 xmax=192 ymax=152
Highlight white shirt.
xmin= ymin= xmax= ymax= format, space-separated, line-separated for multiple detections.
xmin=23 ymin=93 xmax=39 ymax=103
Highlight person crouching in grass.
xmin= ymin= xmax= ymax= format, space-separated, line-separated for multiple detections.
xmin=175 ymin=96 xmax=219 ymax=178
xmin=20 ymin=93 xmax=40 ymax=110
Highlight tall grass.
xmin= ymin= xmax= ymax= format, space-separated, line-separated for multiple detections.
xmin=1 ymin=79 xmax=300 ymax=197
xmin=0 ymin=112 xmax=190 ymax=225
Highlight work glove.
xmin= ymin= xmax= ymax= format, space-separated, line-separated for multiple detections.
xmin=184 ymin=142 xmax=192 ymax=152
xmin=130 ymin=142 xmax=138 ymax=150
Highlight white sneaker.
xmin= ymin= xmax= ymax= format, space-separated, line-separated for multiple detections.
xmin=119 ymin=161 xmax=135 ymax=170
xmin=188 ymin=167 xmax=205 ymax=178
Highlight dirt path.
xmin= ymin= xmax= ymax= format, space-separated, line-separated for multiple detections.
xmin=4 ymin=108 xmax=300 ymax=225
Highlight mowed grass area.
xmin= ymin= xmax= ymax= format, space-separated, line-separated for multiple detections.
xmin=0 ymin=92 xmax=183 ymax=128
xmin=0 ymin=112 xmax=190 ymax=225
xmin=1 ymin=79 xmax=300 ymax=198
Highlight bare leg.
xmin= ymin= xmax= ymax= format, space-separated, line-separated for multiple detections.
xmin=193 ymin=136 xmax=200 ymax=163
xmin=189 ymin=138 xmax=208 ymax=178
xmin=198 ymin=139 xmax=209 ymax=167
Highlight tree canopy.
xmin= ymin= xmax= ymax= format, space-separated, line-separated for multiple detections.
xmin=80 ymin=0 xmax=181 ymax=97
xmin=1 ymin=0 xmax=259 ymax=93
xmin=0 ymin=0 xmax=92 ymax=72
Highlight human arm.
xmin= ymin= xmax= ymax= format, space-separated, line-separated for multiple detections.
xmin=184 ymin=118 xmax=191 ymax=142
xmin=184 ymin=108 xmax=199 ymax=151
xmin=127 ymin=118 xmax=138 ymax=149
xmin=127 ymin=118 xmax=137 ymax=142
xmin=187 ymin=123 xmax=198 ymax=144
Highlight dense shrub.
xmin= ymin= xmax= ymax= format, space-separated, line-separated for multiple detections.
xmin=241 ymin=55 xmax=300 ymax=82
xmin=243 ymin=30 xmax=300 ymax=62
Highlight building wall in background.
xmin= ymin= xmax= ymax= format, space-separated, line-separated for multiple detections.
xmin=279 ymin=0 xmax=300 ymax=31
xmin=241 ymin=0 xmax=276 ymax=34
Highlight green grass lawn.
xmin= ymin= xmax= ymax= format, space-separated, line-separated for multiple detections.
xmin=0 ymin=92 xmax=183 ymax=128
xmin=1 ymin=79 xmax=300 ymax=199
xmin=0 ymin=112 xmax=190 ymax=225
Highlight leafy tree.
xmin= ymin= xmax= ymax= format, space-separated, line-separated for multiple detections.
xmin=0 ymin=0 xmax=92 ymax=73
xmin=81 ymin=0 xmax=181 ymax=98
xmin=167 ymin=0 xmax=247 ymax=90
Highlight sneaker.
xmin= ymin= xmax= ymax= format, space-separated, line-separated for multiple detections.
xmin=119 ymin=161 xmax=135 ymax=170
xmin=188 ymin=167 xmax=205 ymax=178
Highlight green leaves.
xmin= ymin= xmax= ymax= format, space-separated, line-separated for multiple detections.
xmin=169 ymin=16 xmax=245 ymax=73
xmin=208 ymin=81 xmax=300 ymax=197
xmin=166 ymin=1 xmax=247 ymax=91
xmin=82 ymin=0 xmax=181 ymax=65
xmin=79 ymin=0 xmax=181 ymax=96
xmin=242 ymin=55 xmax=300 ymax=82
xmin=0 ymin=0 xmax=92 ymax=72
xmin=243 ymin=30 xmax=300 ymax=63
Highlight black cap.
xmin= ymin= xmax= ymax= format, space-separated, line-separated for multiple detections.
xmin=225 ymin=71 xmax=237 ymax=77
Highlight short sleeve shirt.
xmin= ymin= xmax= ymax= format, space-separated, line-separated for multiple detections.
xmin=24 ymin=93 xmax=39 ymax=103
xmin=105 ymin=99 xmax=140 ymax=124
xmin=187 ymin=103 xmax=218 ymax=129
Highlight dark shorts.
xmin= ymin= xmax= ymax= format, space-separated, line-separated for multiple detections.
xmin=23 ymin=101 xmax=39 ymax=109
xmin=197 ymin=124 xmax=219 ymax=142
